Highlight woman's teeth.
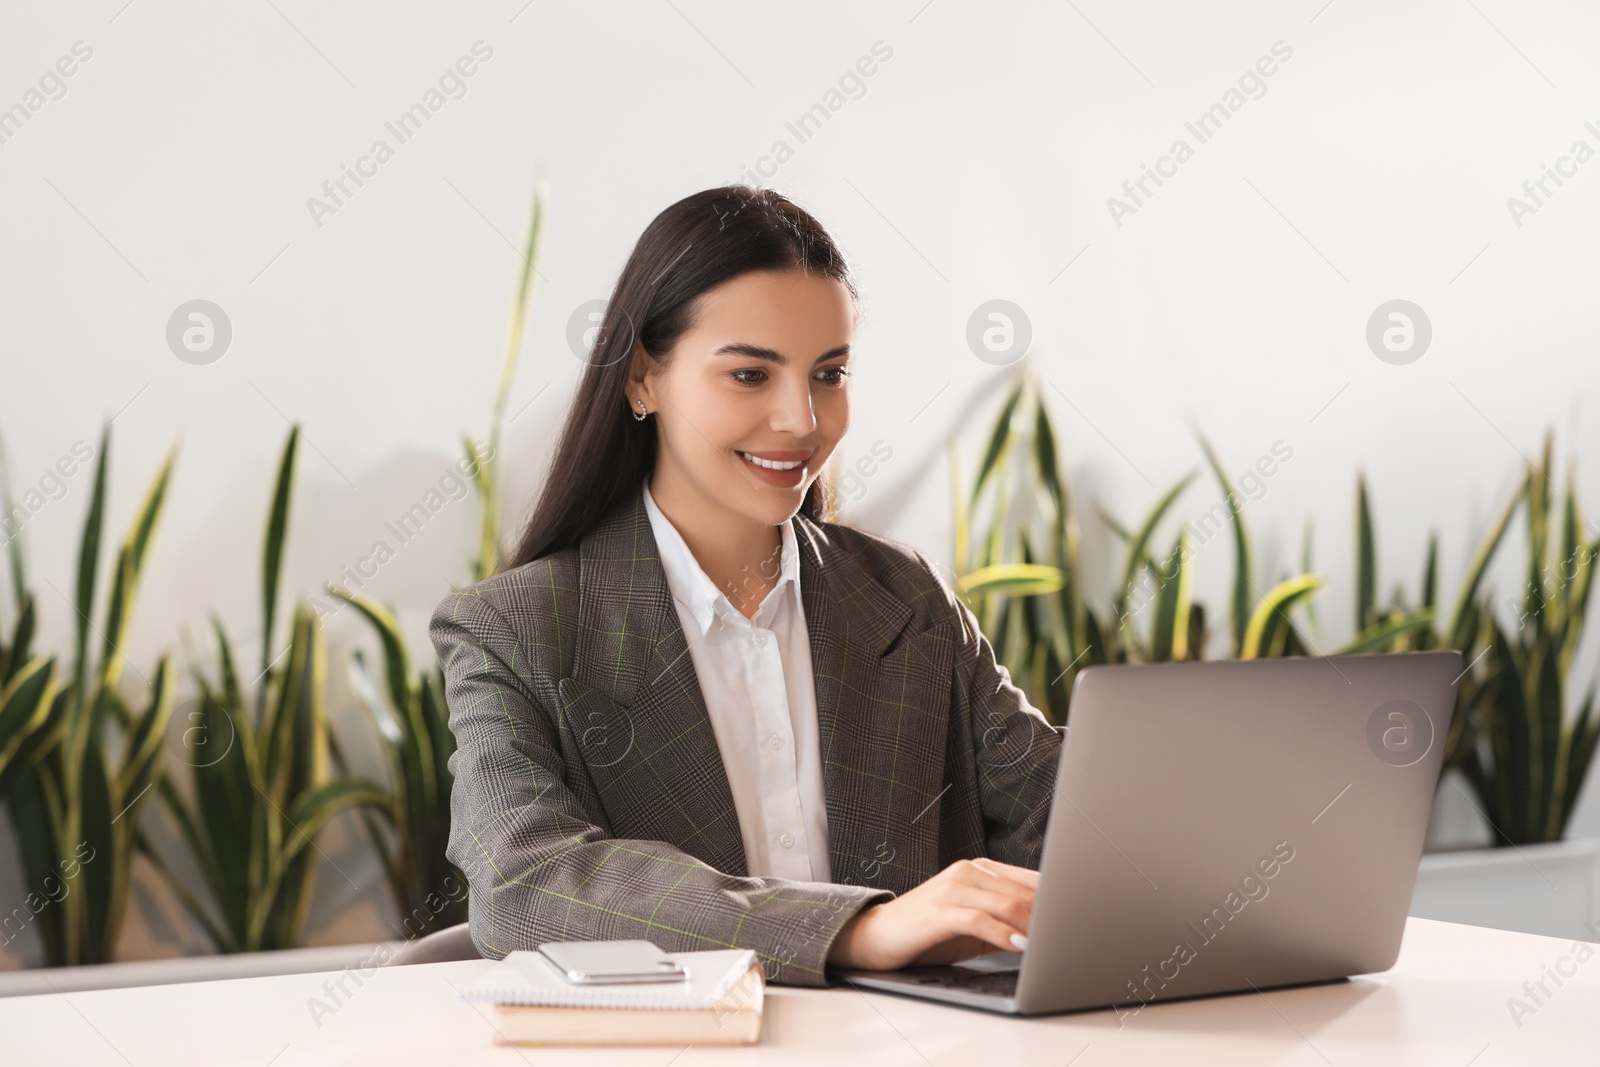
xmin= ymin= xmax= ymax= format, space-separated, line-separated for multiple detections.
xmin=740 ymin=452 xmax=804 ymax=470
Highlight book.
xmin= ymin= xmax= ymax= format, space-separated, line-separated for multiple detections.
xmin=459 ymin=947 xmax=765 ymax=1047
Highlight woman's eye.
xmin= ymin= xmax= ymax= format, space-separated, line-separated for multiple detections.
xmin=730 ymin=366 xmax=850 ymax=386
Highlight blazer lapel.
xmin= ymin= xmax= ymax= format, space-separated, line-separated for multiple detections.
xmin=560 ymin=492 xmax=750 ymax=876
xmin=794 ymin=516 xmax=954 ymax=894
xmin=559 ymin=490 xmax=954 ymax=893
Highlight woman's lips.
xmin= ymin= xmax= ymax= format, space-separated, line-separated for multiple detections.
xmin=737 ymin=449 xmax=808 ymax=487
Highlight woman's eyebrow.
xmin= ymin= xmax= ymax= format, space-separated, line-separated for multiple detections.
xmin=712 ymin=342 xmax=850 ymax=366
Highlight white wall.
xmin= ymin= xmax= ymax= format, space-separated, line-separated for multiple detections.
xmin=2 ymin=0 xmax=1598 ymax=963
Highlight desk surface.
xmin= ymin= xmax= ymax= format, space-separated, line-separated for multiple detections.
xmin=2 ymin=917 xmax=1595 ymax=1065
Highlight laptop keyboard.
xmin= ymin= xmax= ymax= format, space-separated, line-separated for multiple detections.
xmin=911 ymin=968 xmax=1021 ymax=996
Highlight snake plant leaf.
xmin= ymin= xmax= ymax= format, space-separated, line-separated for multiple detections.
xmin=191 ymin=686 xmax=258 ymax=945
xmin=1240 ymin=575 xmax=1323 ymax=660
xmin=0 ymin=655 xmax=57 ymax=793
xmin=1299 ymin=520 xmax=1323 ymax=644
xmin=1196 ymin=432 xmax=1252 ymax=656
xmin=132 ymin=824 xmax=234 ymax=952
xmin=1562 ymin=687 xmax=1600 ymax=838
xmin=1553 ymin=461 xmax=1579 ymax=630
xmin=98 ymin=447 xmax=175 ymax=693
xmin=466 ymin=435 xmax=496 ymax=581
xmin=1017 ymin=538 xmax=1044 ymax=666
xmin=0 ymin=426 xmax=27 ymax=609
xmin=340 ymin=593 xmax=441 ymax=837
xmin=328 ymin=586 xmax=413 ymax=717
xmin=1558 ymin=535 xmax=1600 ymax=677
xmin=1 ymin=592 xmax=38 ymax=685
xmin=474 ymin=178 xmax=548 ymax=582
xmin=261 ymin=610 xmax=305 ymax=803
xmin=1081 ymin=607 xmax=1109 ymax=668
xmin=113 ymin=653 xmax=176 ymax=803
xmin=421 ymin=671 xmax=455 ymax=793
xmin=261 ymin=831 xmax=345 ymax=951
xmin=971 ymin=379 xmax=1024 ymax=512
xmin=1485 ymin=620 xmax=1530 ymax=842
xmin=6 ymin=756 xmax=66 ymax=962
xmin=980 ymin=453 xmax=1012 ymax=584
xmin=1187 ymin=601 xmax=1208 ymax=663
xmin=1523 ymin=432 xmax=1553 ymax=631
xmin=348 ymin=648 xmax=405 ymax=749
xmin=347 ymin=649 xmax=429 ymax=835
xmin=1035 ymin=387 xmax=1082 ymax=658
xmin=1446 ymin=471 xmax=1526 ymax=651
xmin=1096 ymin=507 xmax=1134 ymax=544
xmin=1356 ymin=474 xmax=1375 ymax=632
xmin=1119 ymin=472 xmax=1197 ymax=602
xmin=1421 ymin=532 xmax=1438 ymax=614
xmin=1533 ymin=633 xmax=1562 ymax=840
xmin=260 ymin=426 xmax=300 ymax=695
xmin=1445 ymin=663 xmax=1499 ymax=773
xmin=279 ymin=777 xmax=392 ymax=868
xmin=210 ymin=614 xmax=244 ymax=715
xmin=73 ymin=423 xmax=110 ymax=717
xmin=76 ymin=716 xmax=115 ymax=963
xmin=956 ymin=563 xmax=1065 ymax=599
xmin=1032 ymin=378 xmax=1063 ymax=517
xmin=1150 ymin=529 xmax=1192 ymax=662
xmin=1334 ymin=609 xmax=1435 ymax=655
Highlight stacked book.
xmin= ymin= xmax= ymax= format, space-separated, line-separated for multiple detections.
xmin=458 ymin=947 xmax=765 ymax=1046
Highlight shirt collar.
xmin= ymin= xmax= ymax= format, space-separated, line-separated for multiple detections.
xmin=641 ymin=480 xmax=800 ymax=636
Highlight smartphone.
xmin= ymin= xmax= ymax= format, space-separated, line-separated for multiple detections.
xmin=535 ymin=940 xmax=689 ymax=984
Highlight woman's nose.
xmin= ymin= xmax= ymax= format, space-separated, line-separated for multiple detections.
xmin=768 ymin=374 xmax=818 ymax=435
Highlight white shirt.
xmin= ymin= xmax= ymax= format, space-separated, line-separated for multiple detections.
xmin=641 ymin=481 xmax=832 ymax=882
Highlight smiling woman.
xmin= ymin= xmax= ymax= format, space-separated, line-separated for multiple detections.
xmin=428 ymin=186 xmax=1064 ymax=988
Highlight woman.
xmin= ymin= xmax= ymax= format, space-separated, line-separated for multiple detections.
xmin=429 ymin=185 xmax=1064 ymax=987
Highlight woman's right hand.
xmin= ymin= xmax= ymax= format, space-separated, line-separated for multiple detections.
xmin=825 ymin=857 xmax=1038 ymax=971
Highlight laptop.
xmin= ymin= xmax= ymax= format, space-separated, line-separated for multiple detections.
xmin=836 ymin=648 xmax=1463 ymax=1017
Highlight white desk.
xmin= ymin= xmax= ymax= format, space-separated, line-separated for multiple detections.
xmin=2 ymin=917 xmax=1595 ymax=1065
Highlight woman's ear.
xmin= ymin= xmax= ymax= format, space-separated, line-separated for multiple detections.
xmin=625 ymin=341 xmax=656 ymax=413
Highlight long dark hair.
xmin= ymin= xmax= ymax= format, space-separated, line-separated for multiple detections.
xmin=505 ymin=185 xmax=859 ymax=571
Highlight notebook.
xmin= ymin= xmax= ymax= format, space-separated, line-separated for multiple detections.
xmin=459 ymin=947 xmax=765 ymax=1046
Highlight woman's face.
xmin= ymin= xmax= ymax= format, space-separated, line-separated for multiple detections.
xmin=631 ymin=269 xmax=855 ymax=528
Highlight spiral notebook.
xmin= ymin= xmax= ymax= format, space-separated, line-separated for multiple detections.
xmin=460 ymin=947 xmax=758 ymax=1010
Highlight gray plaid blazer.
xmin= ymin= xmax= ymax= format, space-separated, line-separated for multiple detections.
xmin=429 ymin=488 xmax=1064 ymax=986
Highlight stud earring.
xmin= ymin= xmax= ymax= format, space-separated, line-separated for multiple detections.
xmin=632 ymin=399 xmax=649 ymax=421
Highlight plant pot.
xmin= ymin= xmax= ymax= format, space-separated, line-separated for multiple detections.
xmin=1410 ymin=835 xmax=1600 ymax=941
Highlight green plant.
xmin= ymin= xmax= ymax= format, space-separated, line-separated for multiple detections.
xmin=0 ymin=424 xmax=177 ymax=966
xmin=328 ymin=175 xmax=548 ymax=937
xmin=1453 ymin=433 xmax=1600 ymax=845
xmin=948 ymin=373 xmax=1092 ymax=724
xmin=334 ymin=591 xmax=461 ymax=938
xmin=1097 ymin=471 xmax=1206 ymax=664
xmin=142 ymin=427 xmax=387 ymax=952
xmin=1306 ymin=469 xmax=1523 ymax=771
xmin=0 ymin=431 xmax=54 ymax=796
xmin=947 ymin=374 xmax=1491 ymax=730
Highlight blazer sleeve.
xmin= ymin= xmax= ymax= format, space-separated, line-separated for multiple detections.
xmin=943 ymin=571 xmax=1065 ymax=869
xmin=430 ymin=588 xmax=896 ymax=988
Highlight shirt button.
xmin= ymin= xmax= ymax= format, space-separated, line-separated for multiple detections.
xmin=779 ymin=833 xmax=795 ymax=849
xmin=767 ymin=735 xmax=784 ymax=750
xmin=753 ymin=633 xmax=768 ymax=647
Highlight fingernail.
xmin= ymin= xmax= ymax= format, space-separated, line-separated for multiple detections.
xmin=1010 ymin=933 xmax=1028 ymax=952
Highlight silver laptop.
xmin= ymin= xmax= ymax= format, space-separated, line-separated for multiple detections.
xmin=836 ymin=648 xmax=1462 ymax=1017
